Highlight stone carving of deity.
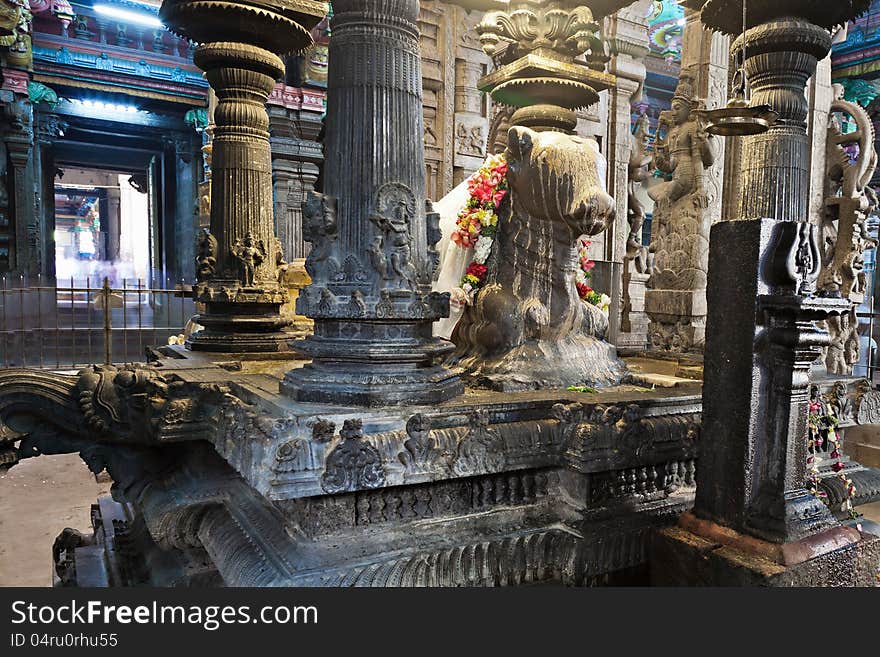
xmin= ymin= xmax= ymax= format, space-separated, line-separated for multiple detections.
xmin=648 ymin=75 xmax=714 ymax=218
xmin=231 ymin=231 xmax=266 ymax=287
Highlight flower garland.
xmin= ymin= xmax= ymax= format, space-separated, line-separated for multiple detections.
xmin=575 ymin=238 xmax=611 ymax=314
xmin=451 ymin=155 xmax=611 ymax=315
xmin=451 ymin=153 xmax=509 ymax=300
xmin=808 ymin=397 xmax=858 ymax=520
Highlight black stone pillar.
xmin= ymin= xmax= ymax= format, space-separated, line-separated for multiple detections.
xmin=652 ymin=3 xmax=880 ymax=585
xmin=693 ymin=19 xmax=850 ymax=544
xmin=282 ymin=0 xmax=462 ymax=406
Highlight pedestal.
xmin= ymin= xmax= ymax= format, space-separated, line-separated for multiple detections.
xmin=282 ymin=0 xmax=463 ymax=406
xmin=651 ymin=6 xmax=880 ymax=586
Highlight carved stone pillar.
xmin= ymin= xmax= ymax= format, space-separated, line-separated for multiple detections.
xmin=282 ymin=0 xmax=463 ymax=406
xmin=2 ymin=96 xmax=34 ymax=276
xmin=654 ymin=2 xmax=879 ymax=587
xmin=268 ymin=93 xmax=324 ymax=339
xmin=807 ymin=55 xmax=833 ymax=226
xmin=644 ymin=7 xmax=727 ymax=355
xmin=681 ymin=7 xmax=729 ymax=224
xmin=452 ymin=14 xmax=492 ymax=186
xmin=163 ymin=132 xmax=198 ymax=283
xmin=268 ymin=91 xmax=324 ymax=261
xmin=606 ymin=5 xmax=649 ymax=349
xmin=159 ymin=0 xmax=328 ymax=353
xmin=33 ymin=112 xmax=67 ymax=280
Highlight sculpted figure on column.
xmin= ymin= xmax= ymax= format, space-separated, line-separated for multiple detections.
xmin=819 ymin=84 xmax=879 ymax=375
xmin=626 ymin=113 xmax=652 ymax=271
xmin=645 ymin=73 xmax=716 ymax=352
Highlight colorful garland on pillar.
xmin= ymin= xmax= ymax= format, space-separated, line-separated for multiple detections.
xmin=808 ymin=396 xmax=858 ymax=520
xmin=451 ymin=155 xmax=610 ymax=315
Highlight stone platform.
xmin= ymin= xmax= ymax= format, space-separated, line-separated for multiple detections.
xmin=4 ymin=348 xmax=879 ymax=587
xmin=3 ymin=346 xmax=700 ymax=586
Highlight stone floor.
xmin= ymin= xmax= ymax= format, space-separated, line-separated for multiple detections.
xmin=0 ymin=453 xmax=111 ymax=587
xmin=0 ymin=452 xmax=878 ymax=587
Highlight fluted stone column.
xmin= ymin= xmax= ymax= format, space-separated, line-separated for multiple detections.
xmin=159 ymin=0 xmax=328 ymax=353
xmin=283 ymin=0 xmax=462 ymax=406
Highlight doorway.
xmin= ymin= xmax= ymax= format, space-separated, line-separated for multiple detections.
xmin=53 ymin=167 xmax=152 ymax=287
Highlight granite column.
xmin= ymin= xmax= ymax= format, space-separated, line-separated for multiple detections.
xmin=283 ymin=0 xmax=462 ymax=406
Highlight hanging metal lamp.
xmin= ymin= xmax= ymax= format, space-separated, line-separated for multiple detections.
xmin=701 ymin=0 xmax=777 ymax=136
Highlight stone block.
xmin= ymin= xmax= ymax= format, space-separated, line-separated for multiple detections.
xmin=645 ymin=289 xmax=707 ymax=319
xmin=652 ymin=525 xmax=880 ymax=587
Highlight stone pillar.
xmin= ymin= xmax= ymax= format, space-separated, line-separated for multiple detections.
xmin=700 ymin=19 xmax=841 ymax=540
xmin=33 ymin=112 xmax=67 ymax=280
xmin=267 ymin=87 xmax=325 ymax=261
xmin=2 ymin=95 xmax=35 ymax=277
xmin=606 ymin=4 xmax=649 ymax=349
xmin=644 ymin=8 xmax=728 ymax=355
xmin=807 ymin=55 xmax=833 ymax=226
xmin=164 ymin=133 xmax=198 ymax=283
xmin=452 ymin=20 xmax=491 ymax=186
xmin=105 ymin=187 xmax=121 ymax=262
xmin=159 ymin=0 xmax=328 ymax=353
xmin=654 ymin=5 xmax=879 ymax=587
xmin=282 ymin=0 xmax=463 ymax=406
xmin=682 ymin=8 xmax=729 ymax=224
xmin=267 ymin=86 xmax=325 ymax=338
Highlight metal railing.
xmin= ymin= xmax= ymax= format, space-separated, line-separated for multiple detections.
xmin=0 ymin=275 xmax=196 ymax=369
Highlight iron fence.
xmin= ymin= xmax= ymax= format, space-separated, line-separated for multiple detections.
xmin=0 ymin=275 xmax=196 ymax=369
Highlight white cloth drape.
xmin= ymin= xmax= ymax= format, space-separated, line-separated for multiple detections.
xmin=431 ymin=173 xmax=477 ymax=339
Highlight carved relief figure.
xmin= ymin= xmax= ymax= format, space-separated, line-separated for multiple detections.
xmin=369 ymin=183 xmax=418 ymax=291
xmin=425 ymin=200 xmax=442 ymax=279
xmin=195 ymin=228 xmax=218 ymax=282
xmin=230 ymin=231 xmax=266 ymax=287
xmin=627 ymin=113 xmax=652 ymax=258
xmin=648 ymin=75 xmax=714 ymax=216
xmin=302 ymin=191 xmax=339 ymax=280
xmin=819 ymin=85 xmax=879 ymax=375
xmin=274 ymin=237 xmax=288 ymax=284
xmin=0 ymin=0 xmax=32 ymax=69
xmin=645 ymin=73 xmax=717 ymax=353
xmin=456 ymin=122 xmax=485 ymax=157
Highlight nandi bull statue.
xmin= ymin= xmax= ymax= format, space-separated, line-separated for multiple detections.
xmin=449 ymin=126 xmax=626 ymax=391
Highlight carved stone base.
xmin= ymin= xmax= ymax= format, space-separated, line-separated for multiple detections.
xmin=451 ymin=333 xmax=627 ymax=392
xmin=284 ymin=321 xmax=463 ymax=406
xmin=645 ymin=289 xmax=706 ymax=353
xmin=187 ymin=281 xmax=291 ymax=353
xmin=651 ymin=512 xmax=880 ymax=586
